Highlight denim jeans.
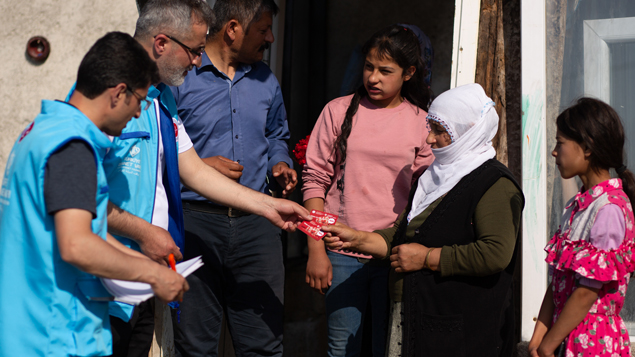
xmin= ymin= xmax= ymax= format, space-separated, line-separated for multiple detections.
xmin=325 ymin=250 xmax=389 ymax=357
xmin=173 ymin=210 xmax=284 ymax=357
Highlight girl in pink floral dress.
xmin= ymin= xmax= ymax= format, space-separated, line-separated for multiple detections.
xmin=528 ymin=98 xmax=635 ymax=357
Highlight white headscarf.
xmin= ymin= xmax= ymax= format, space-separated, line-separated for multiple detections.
xmin=407 ymin=83 xmax=499 ymax=222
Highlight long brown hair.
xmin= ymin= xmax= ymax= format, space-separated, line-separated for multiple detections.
xmin=556 ymin=97 xmax=635 ymax=203
xmin=333 ymin=25 xmax=431 ymax=164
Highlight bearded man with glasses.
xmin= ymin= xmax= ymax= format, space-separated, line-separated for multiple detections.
xmin=83 ymin=1 xmax=310 ymax=357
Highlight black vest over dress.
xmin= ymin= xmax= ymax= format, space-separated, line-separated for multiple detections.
xmin=396 ymin=159 xmax=523 ymax=357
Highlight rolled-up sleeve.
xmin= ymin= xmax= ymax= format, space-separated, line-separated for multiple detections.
xmin=411 ymin=122 xmax=434 ymax=181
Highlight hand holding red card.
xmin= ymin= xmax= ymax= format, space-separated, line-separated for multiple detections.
xmin=298 ymin=220 xmax=326 ymax=240
xmin=299 ymin=210 xmax=339 ymax=240
xmin=310 ymin=210 xmax=338 ymax=225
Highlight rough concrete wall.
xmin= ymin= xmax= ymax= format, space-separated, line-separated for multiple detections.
xmin=0 ymin=0 xmax=139 ymax=174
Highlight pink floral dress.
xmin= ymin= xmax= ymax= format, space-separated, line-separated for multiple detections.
xmin=545 ymin=179 xmax=635 ymax=356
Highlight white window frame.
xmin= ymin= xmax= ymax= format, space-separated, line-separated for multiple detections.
xmin=450 ymin=0 xmax=482 ymax=88
xmin=583 ymin=16 xmax=635 ymax=341
xmin=583 ymin=17 xmax=635 ymax=101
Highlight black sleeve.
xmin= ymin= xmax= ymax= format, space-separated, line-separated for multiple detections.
xmin=44 ymin=139 xmax=97 ymax=217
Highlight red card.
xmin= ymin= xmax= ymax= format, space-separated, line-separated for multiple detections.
xmin=310 ymin=210 xmax=338 ymax=225
xmin=299 ymin=220 xmax=326 ymax=241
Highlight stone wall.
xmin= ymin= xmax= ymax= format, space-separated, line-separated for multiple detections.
xmin=0 ymin=0 xmax=139 ymax=173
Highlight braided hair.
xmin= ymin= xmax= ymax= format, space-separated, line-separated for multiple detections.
xmin=334 ymin=25 xmax=431 ymax=164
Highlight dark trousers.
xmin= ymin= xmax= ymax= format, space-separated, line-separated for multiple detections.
xmin=109 ymin=298 xmax=155 ymax=357
xmin=173 ymin=210 xmax=284 ymax=357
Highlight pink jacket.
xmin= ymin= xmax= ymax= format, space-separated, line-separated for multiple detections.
xmin=302 ymin=95 xmax=434 ymax=241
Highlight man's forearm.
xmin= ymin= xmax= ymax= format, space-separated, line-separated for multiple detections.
xmin=57 ymin=209 xmax=159 ymax=282
xmin=179 ymin=148 xmax=272 ymax=217
xmin=107 ymin=202 xmax=181 ymax=263
xmin=107 ymin=201 xmax=152 ymax=242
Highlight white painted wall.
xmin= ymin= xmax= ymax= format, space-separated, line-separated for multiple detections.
xmin=520 ymin=0 xmax=549 ymax=341
xmin=0 ymin=0 xmax=139 ymax=174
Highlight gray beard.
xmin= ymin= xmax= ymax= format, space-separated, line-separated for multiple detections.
xmin=161 ymin=62 xmax=188 ymax=87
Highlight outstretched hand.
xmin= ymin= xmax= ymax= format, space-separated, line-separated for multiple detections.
xmin=321 ymin=222 xmax=360 ymax=250
xmin=262 ymin=197 xmax=311 ymax=231
xmin=272 ymin=162 xmax=297 ymax=198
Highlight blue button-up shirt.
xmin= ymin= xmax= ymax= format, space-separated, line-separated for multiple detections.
xmin=171 ymin=53 xmax=292 ymax=201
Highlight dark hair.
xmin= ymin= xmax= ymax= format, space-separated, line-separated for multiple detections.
xmin=209 ymin=0 xmax=278 ymax=37
xmin=135 ymin=0 xmax=214 ymax=40
xmin=334 ymin=25 xmax=431 ymax=164
xmin=75 ymin=32 xmax=160 ymax=99
xmin=556 ymin=97 xmax=635 ymax=203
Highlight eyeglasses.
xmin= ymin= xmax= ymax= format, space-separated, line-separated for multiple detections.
xmin=126 ymin=86 xmax=152 ymax=111
xmin=164 ymin=34 xmax=205 ymax=58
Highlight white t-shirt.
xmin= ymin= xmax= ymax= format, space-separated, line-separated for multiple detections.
xmin=151 ymin=99 xmax=193 ymax=230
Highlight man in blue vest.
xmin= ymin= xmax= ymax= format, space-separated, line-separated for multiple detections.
xmin=0 ymin=32 xmax=189 ymax=357
xmin=102 ymin=1 xmax=310 ymax=356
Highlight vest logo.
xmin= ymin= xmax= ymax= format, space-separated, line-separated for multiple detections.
xmin=130 ymin=145 xmax=141 ymax=157
xmin=18 ymin=122 xmax=34 ymax=142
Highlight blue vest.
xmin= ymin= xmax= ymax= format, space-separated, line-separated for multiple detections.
xmin=103 ymin=84 xmax=182 ymax=250
xmin=0 ymin=100 xmax=113 ymax=356
xmin=101 ymin=84 xmax=183 ymax=321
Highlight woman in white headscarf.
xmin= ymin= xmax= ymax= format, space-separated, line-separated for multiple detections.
xmin=322 ymin=84 xmax=525 ymax=357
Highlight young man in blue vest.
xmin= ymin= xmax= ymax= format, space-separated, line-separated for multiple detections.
xmin=101 ymin=1 xmax=310 ymax=356
xmin=0 ymin=32 xmax=189 ymax=357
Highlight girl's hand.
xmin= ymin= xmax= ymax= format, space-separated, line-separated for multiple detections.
xmin=536 ymin=343 xmax=555 ymax=357
xmin=305 ymin=251 xmax=332 ymax=295
xmin=527 ymin=345 xmax=539 ymax=357
xmin=528 ymin=338 xmax=542 ymax=357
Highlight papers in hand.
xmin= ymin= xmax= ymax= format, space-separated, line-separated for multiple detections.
xmin=100 ymin=255 xmax=204 ymax=305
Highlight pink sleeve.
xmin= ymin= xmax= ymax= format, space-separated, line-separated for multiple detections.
xmin=301 ymin=102 xmax=340 ymax=202
xmin=577 ymin=203 xmax=626 ymax=288
xmin=411 ymin=110 xmax=434 ymax=182
xmin=589 ymin=204 xmax=625 ymax=250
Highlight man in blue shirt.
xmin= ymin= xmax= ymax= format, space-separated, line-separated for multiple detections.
xmin=102 ymin=1 xmax=309 ymax=356
xmin=170 ymin=0 xmax=296 ymax=356
xmin=0 ymin=32 xmax=189 ymax=357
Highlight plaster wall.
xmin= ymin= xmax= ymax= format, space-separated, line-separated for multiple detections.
xmin=0 ymin=0 xmax=139 ymax=174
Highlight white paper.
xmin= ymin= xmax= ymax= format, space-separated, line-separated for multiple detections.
xmin=100 ymin=255 xmax=203 ymax=305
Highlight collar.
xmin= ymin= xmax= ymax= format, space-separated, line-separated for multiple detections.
xmin=198 ymin=52 xmax=253 ymax=81
xmin=42 ymin=100 xmax=113 ymax=154
xmin=146 ymin=84 xmax=161 ymax=101
xmin=566 ymin=178 xmax=623 ymax=211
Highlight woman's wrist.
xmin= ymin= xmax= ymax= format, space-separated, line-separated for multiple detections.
xmin=356 ymin=231 xmax=390 ymax=258
xmin=424 ymin=248 xmax=436 ymax=270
